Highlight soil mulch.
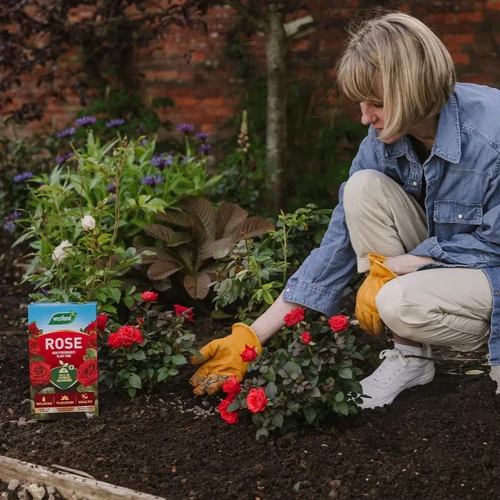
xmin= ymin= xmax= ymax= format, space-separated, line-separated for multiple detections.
xmin=2 ymin=230 xmax=500 ymax=499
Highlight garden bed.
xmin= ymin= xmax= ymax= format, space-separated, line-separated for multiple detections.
xmin=2 ymin=231 xmax=500 ymax=499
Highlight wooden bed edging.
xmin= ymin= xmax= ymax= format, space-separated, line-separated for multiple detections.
xmin=0 ymin=455 xmax=166 ymax=500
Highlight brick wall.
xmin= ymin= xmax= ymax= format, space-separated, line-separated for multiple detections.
xmin=11 ymin=0 xmax=500 ymax=138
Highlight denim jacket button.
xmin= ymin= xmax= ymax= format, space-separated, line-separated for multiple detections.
xmin=286 ymin=288 xmax=290 ymax=292
xmin=458 ymin=214 xmax=463 ymax=219
xmin=412 ymin=181 xmax=417 ymax=186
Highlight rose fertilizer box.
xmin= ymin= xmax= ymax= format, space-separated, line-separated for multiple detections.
xmin=28 ymin=302 xmax=98 ymax=419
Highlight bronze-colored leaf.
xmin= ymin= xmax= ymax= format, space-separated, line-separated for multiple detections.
xmin=216 ymin=202 xmax=248 ymax=239
xmin=166 ymin=231 xmax=193 ymax=247
xmin=230 ymin=217 xmax=274 ymax=243
xmin=180 ymin=196 xmax=216 ymax=241
xmin=201 ymin=238 xmax=232 ymax=260
xmin=147 ymin=261 xmax=183 ymax=281
xmin=183 ymin=273 xmax=212 ymax=299
xmin=152 ymin=278 xmax=172 ymax=292
xmin=155 ymin=210 xmax=193 ymax=227
xmin=144 ymin=224 xmax=175 ymax=243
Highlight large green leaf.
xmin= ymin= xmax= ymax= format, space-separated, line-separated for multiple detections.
xmin=147 ymin=260 xmax=183 ymax=280
xmin=184 ymin=272 xmax=211 ymax=299
xmin=230 ymin=217 xmax=274 ymax=243
xmin=216 ymin=202 xmax=248 ymax=239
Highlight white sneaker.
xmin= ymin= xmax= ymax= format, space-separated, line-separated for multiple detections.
xmin=358 ymin=345 xmax=435 ymax=409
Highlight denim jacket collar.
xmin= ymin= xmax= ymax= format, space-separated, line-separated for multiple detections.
xmin=385 ymin=93 xmax=462 ymax=164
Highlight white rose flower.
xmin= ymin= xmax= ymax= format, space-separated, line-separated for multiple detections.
xmin=81 ymin=215 xmax=96 ymax=231
xmin=52 ymin=240 xmax=72 ymax=263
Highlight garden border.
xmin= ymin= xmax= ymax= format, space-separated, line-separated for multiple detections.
xmin=0 ymin=455 xmax=165 ymax=500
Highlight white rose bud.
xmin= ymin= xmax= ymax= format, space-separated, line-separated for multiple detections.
xmin=52 ymin=240 xmax=72 ymax=263
xmin=81 ymin=215 xmax=96 ymax=231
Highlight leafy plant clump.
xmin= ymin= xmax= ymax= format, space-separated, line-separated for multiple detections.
xmin=216 ymin=309 xmax=368 ymax=438
xmin=140 ymin=195 xmax=274 ymax=299
xmin=211 ymin=204 xmax=332 ymax=319
xmin=100 ymin=293 xmax=200 ymax=397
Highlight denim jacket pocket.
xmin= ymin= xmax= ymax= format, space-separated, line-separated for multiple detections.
xmin=433 ymin=200 xmax=483 ymax=240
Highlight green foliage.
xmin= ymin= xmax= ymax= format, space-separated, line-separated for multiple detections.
xmin=221 ymin=311 xmax=369 ymax=438
xmin=99 ymin=302 xmax=199 ymax=396
xmin=140 ymin=196 xmax=274 ymax=299
xmin=18 ymin=135 xmax=166 ymax=315
xmin=211 ymin=204 xmax=331 ymax=320
xmin=223 ymin=74 xmax=366 ymax=211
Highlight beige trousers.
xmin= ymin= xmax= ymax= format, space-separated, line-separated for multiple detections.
xmin=343 ymin=170 xmax=492 ymax=351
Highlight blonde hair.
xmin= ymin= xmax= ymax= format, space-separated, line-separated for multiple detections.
xmin=337 ymin=12 xmax=456 ymax=141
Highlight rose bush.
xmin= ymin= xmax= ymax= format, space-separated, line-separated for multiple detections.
xmin=100 ymin=301 xmax=200 ymax=397
xmin=216 ymin=310 xmax=370 ymax=438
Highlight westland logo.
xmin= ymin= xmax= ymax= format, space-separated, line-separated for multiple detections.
xmin=48 ymin=311 xmax=77 ymax=325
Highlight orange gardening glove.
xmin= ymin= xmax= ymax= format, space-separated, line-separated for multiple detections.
xmin=355 ymin=253 xmax=398 ymax=336
xmin=189 ymin=323 xmax=262 ymax=395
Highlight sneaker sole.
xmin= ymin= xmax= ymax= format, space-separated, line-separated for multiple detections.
xmin=359 ymin=367 xmax=436 ymax=409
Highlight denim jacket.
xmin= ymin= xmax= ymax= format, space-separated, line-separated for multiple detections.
xmin=283 ymin=83 xmax=500 ymax=365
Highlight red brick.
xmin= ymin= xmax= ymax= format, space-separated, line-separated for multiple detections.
xmin=486 ymin=0 xmax=500 ymax=10
xmin=451 ymin=53 xmax=470 ymax=65
xmin=457 ymin=11 xmax=484 ymax=22
xmin=443 ymin=34 xmax=476 ymax=45
xmin=174 ymin=97 xmax=199 ymax=107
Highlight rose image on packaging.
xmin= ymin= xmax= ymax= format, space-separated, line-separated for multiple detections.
xmin=28 ymin=302 xmax=98 ymax=420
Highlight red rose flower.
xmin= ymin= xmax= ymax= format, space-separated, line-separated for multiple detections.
xmin=116 ymin=325 xmax=143 ymax=346
xmin=77 ymin=359 xmax=98 ymax=387
xmin=141 ymin=291 xmax=159 ymax=302
xmin=96 ymin=314 xmax=107 ymax=331
xmin=28 ymin=322 xmax=39 ymax=337
xmin=137 ymin=317 xmax=144 ymax=326
xmin=222 ymin=375 xmax=241 ymax=394
xmin=283 ymin=307 xmax=306 ymax=327
xmin=29 ymin=361 xmax=52 ymax=389
xmin=301 ymin=332 xmax=312 ymax=344
xmin=246 ymin=388 xmax=268 ymax=413
xmin=87 ymin=321 xmax=98 ymax=335
xmin=173 ymin=304 xmax=195 ymax=323
xmin=240 ymin=344 xmax=257 ymax=362
xmin=29 ymin=338 xmax=41 ymax=357
xmin=88 ymin=335 xmax=98 ymax=350
xmin=328 ymin=315 xmax=349 ymax=333
xmin=107 ymin=333 xmax=124 ymax=350
xmin=217 ymin=397 xmax=239 ymax=424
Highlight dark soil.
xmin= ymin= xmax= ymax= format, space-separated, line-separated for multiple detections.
xmin=2 ymin=231 xmax=500 ymax=500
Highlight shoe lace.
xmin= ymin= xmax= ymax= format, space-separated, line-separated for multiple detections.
xmin=371 ymin=349 xmax=409 ymax=383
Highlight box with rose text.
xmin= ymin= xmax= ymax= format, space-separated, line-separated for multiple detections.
xmin=28 ymin=302 xmax=98 ymax=419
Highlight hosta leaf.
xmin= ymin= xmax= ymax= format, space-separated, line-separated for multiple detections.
xmin=144 ymin=224 xmax=175 ymax=244
xmin=184 ymin=273 xmax=211 ymax=299
xmin=216 ymin=202 xmax=248 ymax=239
xmin=155 ymin=209 xmax=193 ymax=227
xmin=147 ymin=261 xmax=183 ymax=280
xmin=180 ymin=196 xmax=216 ymax=241
xmin=230 ymin=217 xmax=274 ymax=243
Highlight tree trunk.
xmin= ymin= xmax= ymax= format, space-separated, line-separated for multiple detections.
xmin=265 ymin=2 xmax=287 ymax=214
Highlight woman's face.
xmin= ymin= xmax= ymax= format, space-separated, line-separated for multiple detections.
xmin=359 ymin=101 xmax=406 ymax=144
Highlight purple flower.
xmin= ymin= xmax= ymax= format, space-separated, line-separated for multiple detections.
xmin=56 ymin=127 xmax=76 ymax=138
xmin=105 ymin=118 xmax=126 ymax=128
xmin=74 ymin=116 xmax=97 ymax=127
xmin=13 ymin=172 xmax=33 ymax=183
xmin=138 ymin=138 xmax=148 ymax=147
xmin=141 ymin=174 xmax=164 ymax=188
xmin=177 ymin=123 xmax=195 ymax=134
xmin=106 ymin=183 xmax=117 ymax=194
xmin=2 ymin=211 xmax=21 ymax=232
xmin=150 ymin=153 xmax=174 ymax=170
xmin=55 ymin=152 xmax=74 ymax=164
xmin=195 ymin=132 xmax=210 ymax=142
xmin=199 ymin=144 xmax=212 ymax=155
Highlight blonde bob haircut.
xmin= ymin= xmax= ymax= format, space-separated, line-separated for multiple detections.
xmin=337 ymin=12 xmax=456 ymax=142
